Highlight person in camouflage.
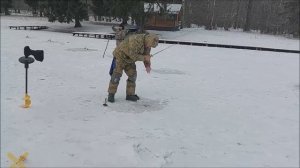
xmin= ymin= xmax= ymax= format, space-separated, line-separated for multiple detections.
xmin=112 ymin=23 xmax=127 ymax=46
xmin=107 ymin=33 xmax=159 ymax=102
xmin=109 ymin=23 xmax=128 ymax=76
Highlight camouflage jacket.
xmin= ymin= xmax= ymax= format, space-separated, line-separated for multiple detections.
xmin=114 ymin=34 xmax=151 ymax=63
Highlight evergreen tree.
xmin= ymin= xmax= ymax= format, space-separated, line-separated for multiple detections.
xmin=110 ymin=0 xmax=141 ymax=24
xmin=126 ymin=0 xmax=145 ymax=29
xmin=91 ymin=0 xmax=158 ymax=31
xmin=1 ymin=0 xmax=12 ymax=15
xmin=24 ymin=0 xmax=48 ymax=17
xmin=24 ymin=0 xmax=39 ymax=15
xmin=91 ymin=0 xmax=113 ymax=21
xmin=47 ymin=0 xmax=88 ymax=27
xmin=115 ymin=0 xmax=160 ymax=31
xmin=38 ymin=0 xmax=48 ymax=17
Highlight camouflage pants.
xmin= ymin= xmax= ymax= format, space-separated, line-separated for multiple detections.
xmin=108 ymin=58 xmax=137 ymax=95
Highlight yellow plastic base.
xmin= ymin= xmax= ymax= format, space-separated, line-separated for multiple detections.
xmin=7 ymin=152 xmax=29 ymax=168
xmin=23 ymin=94 xmax=31 ymax=108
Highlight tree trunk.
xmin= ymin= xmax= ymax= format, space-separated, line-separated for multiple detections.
xmin=244 ymin=0 xmax=253 ymax=31
xmin=234 ymin=0 xmax=241 ymax=29
xmin=210 ymin=0 xmax=216 ymax=30
xmin=121 ymin=17 xmax=127 ymax=25
xmin=138 ymin=16 xmax=145 ymax=33
xmin=134 ymin=1 xmax=146 ymax=32
xmin=5 ymin=8 xmax=10 ymax=15
xmin=39 ymin=9 xmax=43 ymax=17
xmin=75 ymin=17 xmax=82 ymax=27
xmin=182 ymin=0 xmax=186 ymax=28
xmin=205 ymin=0 xmax=212 ymax=30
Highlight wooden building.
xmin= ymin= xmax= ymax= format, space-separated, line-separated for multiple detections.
xmin=144 ymin=3 xmax=182 ymax=31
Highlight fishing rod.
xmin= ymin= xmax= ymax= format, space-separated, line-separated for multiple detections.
xmin=102 ymin=39 xmax=110 ymax=58
xmin=152 ymin=44 xmax=176 ymax=56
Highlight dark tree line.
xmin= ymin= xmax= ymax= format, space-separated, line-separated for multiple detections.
xmin=183 ymin=0 xmax=299 ymax=37
xmin=46 ymin=0 xmax=88 ymax=27
xmin=2 ymin=0 xmax=160 ymax=29
xmin=1 ymin=0 xmax=89 ymax=27
xmin=91 ymin=0 xmax=143 ymax=26
xmin=1 ymin=0 xmax=13 ymax=15
xmin=2 ymin=0 xmax=299 ymax=37
xmin=2 ymin=0 xmax=179 ymax=29
xmin=90 ymin=0 xmax=171 ymax=31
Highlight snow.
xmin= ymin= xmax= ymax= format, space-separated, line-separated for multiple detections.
xmin=1 ymin=16 xmax=299 ymax=167
xmin=144 ymin=3 xmax=182 ymax=14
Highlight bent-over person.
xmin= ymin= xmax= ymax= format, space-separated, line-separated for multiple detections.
xmin=107 ymin=33 xmax=159 ymax=102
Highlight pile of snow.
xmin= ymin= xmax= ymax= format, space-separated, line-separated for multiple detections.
xmin=1 ymin=16 xmax=299 ymax=167
xmin=144 ymin=3 xmax=182 ymax=14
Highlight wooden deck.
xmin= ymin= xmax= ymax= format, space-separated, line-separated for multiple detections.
xmin=9 ymin=26 xmax=48 ymax=30
xmin=72 ymin=32 xmax=115 ymax=39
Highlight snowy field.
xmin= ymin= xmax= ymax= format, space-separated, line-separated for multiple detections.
xmin=1 ymin=16 xmax=299 ymax=167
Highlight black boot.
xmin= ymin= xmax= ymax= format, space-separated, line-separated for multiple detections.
xmin=135 ymin=94 xmax=140 ymax=100
xmin=126 ymin=94 xmax=139 ymax=101
xmin=108 ymin=93 xmax=115 ymax=103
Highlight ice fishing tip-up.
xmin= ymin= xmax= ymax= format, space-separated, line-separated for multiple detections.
xmin=18 ymin=46 xmax=44 ymax=108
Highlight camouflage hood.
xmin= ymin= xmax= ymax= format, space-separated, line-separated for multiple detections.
xmin=145 ymin=33 xmax=159 ymax=48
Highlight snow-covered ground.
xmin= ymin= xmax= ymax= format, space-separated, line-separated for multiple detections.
xmin=1 ymin=16 xmax=299 ymax=167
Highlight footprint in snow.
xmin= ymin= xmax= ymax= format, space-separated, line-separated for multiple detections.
xmin=106 ymin=97 xmax=168 ymax=113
